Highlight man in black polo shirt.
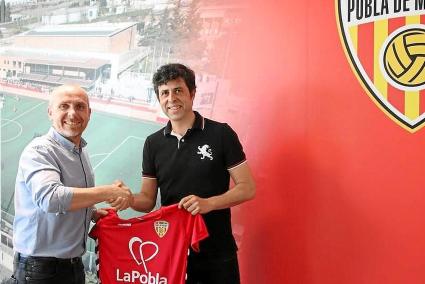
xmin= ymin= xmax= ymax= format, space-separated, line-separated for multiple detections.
xmin=131 ymin=63 xmax=255 ymax=284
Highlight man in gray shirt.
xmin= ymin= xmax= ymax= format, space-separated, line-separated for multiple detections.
xmin=9 ymin=84 xmax=132 ymax=284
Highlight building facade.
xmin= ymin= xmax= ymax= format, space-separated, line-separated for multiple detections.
xmin=0 ymin=22 xmax=148 ymax=89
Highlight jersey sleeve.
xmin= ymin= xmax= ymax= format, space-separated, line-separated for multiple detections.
xmin=89 ymin=222 xmax=99 ymax=240
xmin=190 ymin=214 xmax=209 ymax=252
xmin=142 ymin=136 xmax=156 ymax=178
xmin=222 ymin=123 xmax=246 ymax=170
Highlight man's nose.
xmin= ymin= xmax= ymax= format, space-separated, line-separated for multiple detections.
xmin=67 ymin=106 xmax=77 ymax=116
xmin=168 ymin=92 xmax=177 ymax=101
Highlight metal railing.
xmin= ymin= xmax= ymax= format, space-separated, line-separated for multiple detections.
xmin=0 ymin=210 xmax=13 ymax=249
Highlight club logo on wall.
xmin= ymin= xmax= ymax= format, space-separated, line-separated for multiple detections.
xmin=336 ymin=0 xmax=425 ymax=132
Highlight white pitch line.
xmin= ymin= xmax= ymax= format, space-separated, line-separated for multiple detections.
xmin=1 ymin=102 xmax=46 ymax=128
xmin=1 ymin=119 xmax=23 ymax=143
xmin=90 ymin=153 xmax=109 ymax=159
xmin=93 ymin=136 xmax=145 ymax=171
xmin=128 ymin=136 xmax=145 ymax=141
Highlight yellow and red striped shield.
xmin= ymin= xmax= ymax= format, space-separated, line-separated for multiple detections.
xmin=336 ymin=0 xmax=425 ymax=132
xmin=154 ymin=220 xmax=169 ymax=238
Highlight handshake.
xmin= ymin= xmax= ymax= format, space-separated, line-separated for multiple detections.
xmin=105 ymin=180 xmax=134 ymax=211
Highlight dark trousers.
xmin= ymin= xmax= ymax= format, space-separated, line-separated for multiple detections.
xmin=8 ymin=253 xmax=85 ymax=284
xmin=186 ymin=252 xmax=240 ymax=284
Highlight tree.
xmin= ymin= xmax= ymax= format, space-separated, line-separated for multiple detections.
xmin=138 ymin=0 xmax=205 ymax=71
xmin=171 ymin=0 xmax=205 ymax=61
xmin=0 ymin=0 xmax=5 ymax=23
xmin=98 ymin=0 xmax=108 ymax=16
xmin=5 ymin=3 xmax=10 ymax=22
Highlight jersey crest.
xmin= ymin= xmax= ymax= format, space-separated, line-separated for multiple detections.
xmin=154 ymin=220 xmax=169 ymax=238
xmin=336 ymin=0 xmax=425 ymax=132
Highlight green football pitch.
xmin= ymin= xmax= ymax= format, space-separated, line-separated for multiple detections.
xmin=1 ymin=93 xmax=162 ymax=218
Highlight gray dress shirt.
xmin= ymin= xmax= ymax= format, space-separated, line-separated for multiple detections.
xmin=13 ymin=127 xmax=95 ymax=258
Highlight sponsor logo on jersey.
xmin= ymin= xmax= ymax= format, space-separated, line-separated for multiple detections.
xmin=336 ymin=0 xmax=425 ymax=132
xmin=116 ymin=270 xmax=167 ymax=284
xmin=197 ymin=144 xmax=213 ymax=160
xmin=116 ymin=237 xmax=167 ymax=283
xmin=154 ymin=221 xmax=169 ymax=238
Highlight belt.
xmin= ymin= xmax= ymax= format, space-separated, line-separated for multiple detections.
xmin=16 ymin=253 xmax=82 ymax=264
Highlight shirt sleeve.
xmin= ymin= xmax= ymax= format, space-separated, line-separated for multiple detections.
xmin=190 ymin=214 xmax=209 ymax=252
xmin=222 ymin=123 xmax=246 ymax=170
xmin=142 ymin=136 xmax=156 ymax=179
xmin=19 ymin=144 xmax=73 ymax=214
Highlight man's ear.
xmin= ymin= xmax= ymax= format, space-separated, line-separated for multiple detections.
xmin=190 ymin=90 xmax=196 ymax=100
xmin=47 ymin=107 xmax=52 ymax=120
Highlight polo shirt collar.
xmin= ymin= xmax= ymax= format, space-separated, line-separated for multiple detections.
xmin=163 ymin=111 xmax=205 ymax=136
xmin=48 ymin=127 xmax=87 ymax=152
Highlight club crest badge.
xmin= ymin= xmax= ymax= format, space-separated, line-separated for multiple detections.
xmin=154 ymin=220 xmax=169 ymax=238
xmin=336 ymin=0 xmax=425 ymax=132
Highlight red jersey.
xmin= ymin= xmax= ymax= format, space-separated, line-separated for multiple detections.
xmin=89 ymin=204 xmax=209 ymax=284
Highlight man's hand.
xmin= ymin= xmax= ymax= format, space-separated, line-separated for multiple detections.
xmin=107 ymin=180 xmax=133 ymax=211
xmin=91 ymin=208 xmax=109 ymax=222
xmin=178 ymin=195 xmax=214 ymax=215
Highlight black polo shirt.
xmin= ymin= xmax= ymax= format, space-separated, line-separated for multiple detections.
xmin=142 ymin=111 xmax=246 ymax=256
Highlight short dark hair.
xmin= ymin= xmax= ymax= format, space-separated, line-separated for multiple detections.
xmin=152 ymin=63 xmax=196 ymax=97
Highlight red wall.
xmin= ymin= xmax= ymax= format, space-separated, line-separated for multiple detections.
xmin=213 ymin=1 xmax=425 ymax=283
